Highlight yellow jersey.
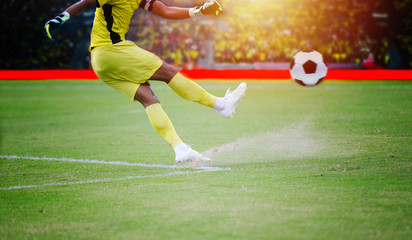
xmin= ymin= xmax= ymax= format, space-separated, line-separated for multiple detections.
xmin=91 ymin=0 xmax=157 ymax=49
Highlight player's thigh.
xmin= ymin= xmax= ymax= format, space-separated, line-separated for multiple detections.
xmin=91 ymin=41 xmax=163 ymax=101
xmin=102 ymin=78 xmax=141 ymax=101
xmin=121 ymin=43 xmax=164 ymax=82
xmin=91 ymin=41 xmax=163 ymax=84
xmin=149 ymin=62 xmax=178 ymax=83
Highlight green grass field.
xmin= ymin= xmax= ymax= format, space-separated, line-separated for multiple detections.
xmin=0 ymin=79 xmax=411 ymax=240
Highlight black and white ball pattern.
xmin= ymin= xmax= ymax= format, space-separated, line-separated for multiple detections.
xmin=289 ymin=50 xmax=328 ymax=86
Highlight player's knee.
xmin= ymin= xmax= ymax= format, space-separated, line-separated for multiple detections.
xmin=164 ymin=63 xmax=177 ymax=76
xmin=150 ymin=62 xmax=177 ymax=83
xmin=134 ymin=90 xmax=160 ymax=108
xmin=161 ymin=63 xmax=178 ymax=82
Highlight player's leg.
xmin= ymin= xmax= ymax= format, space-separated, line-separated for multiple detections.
xmin=149 ymin=62 xmax=222 ymax=109
xmin=92 ymin=42 xmax=210 ymax=162
xmin=149 ymin=62 xmax=247 ymax=118
xmin=134 ymin=83 xmax=210 ymax=162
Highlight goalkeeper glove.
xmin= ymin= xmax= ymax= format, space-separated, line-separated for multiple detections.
xmin=189 ymin=0 xmax=223 ymax=17
xmin=44 ymin=12 xmax=70 ymax=40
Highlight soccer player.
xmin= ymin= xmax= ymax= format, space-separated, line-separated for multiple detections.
xmin=44 ymin=0 xmax=247 ymax=163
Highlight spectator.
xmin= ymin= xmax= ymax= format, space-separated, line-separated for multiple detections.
xmin=362 ymin=52 xmax=381 ymax=69
xmin=2 ymin=0 xmax=411 ymax=69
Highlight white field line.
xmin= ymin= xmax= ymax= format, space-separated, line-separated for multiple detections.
xmin=0 ymin=170 xmax=214 ymax=190
xmin=0 ymin=155 xmax=230 ymax=190
xmin=0 ymin=155 xmax=228 ymax=171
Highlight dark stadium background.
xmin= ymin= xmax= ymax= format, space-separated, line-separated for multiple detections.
xmin=1 ymin=0 xmax=411 ymax=70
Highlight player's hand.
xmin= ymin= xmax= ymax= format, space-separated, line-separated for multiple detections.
xmin=194 ymin=0 xmax=223 ymax=16
xmin=44 ymin=13 xmax=70 ymax=40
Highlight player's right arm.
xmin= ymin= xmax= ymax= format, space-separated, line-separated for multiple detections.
xmin=44 ymin=0 xmax=96 ymax=40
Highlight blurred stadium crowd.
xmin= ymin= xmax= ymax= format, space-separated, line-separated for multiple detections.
xmin=1 ymin=0 xmax=411 ymax=69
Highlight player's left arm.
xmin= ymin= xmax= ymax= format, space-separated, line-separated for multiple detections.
xmin=148 ymin=0 xmax=223 ymax=20
xmin=44 ymin=0 xmax=96 ymax=40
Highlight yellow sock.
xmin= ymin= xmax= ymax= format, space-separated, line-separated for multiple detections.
xmin=168 ymin=73 xmax=217 ymax=108
xmin=145 ymin=103 xmax=183 ymax=147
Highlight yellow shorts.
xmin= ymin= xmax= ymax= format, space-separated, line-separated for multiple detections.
xmin=91 ymin=40 xmax=163 ymax=101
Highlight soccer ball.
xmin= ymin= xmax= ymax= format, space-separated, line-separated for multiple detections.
xmin=289 ymin=50 xmax=328 ymax=86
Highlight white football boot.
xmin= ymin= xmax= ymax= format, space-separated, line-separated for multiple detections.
xmin=175 ymin=144 xmax=211 ymax=163
xmin=218 ymin=82 xmax=247 ymax=118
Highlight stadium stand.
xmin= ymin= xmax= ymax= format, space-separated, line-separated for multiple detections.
xmin=1 ymin=0 xmax=411 ymax=69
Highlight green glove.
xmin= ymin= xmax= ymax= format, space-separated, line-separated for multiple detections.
xmin=44 ymin=12 xmax=70 ymax=40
